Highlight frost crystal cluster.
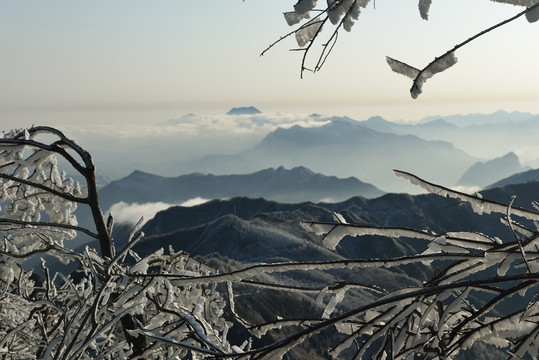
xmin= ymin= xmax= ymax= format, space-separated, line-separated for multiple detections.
xmin=0 ymin=128 xmax=240 ymax=359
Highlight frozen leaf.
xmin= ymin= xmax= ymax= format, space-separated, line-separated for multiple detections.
xmin=490 ymin=0 xmax=539 ymax=6
xmin=386 ymin=56 xmax=420 ymax=79
xmin=327 ymin=0 xmax=354 ymax=25
xmin=326 ymin=0 xmax=370 ymax=31
xmin=284 ymin=11 xmax=310 ymax=26
xmin=418 ymin=0 xmax=433 ymax=20
xmin=294 ymin=0 xmax=318 ymax=15
xmin=322 ymin=288 xmax=347 ymax=318
xmin=342 ymin=1 xmax=361 ymax=32
xmin=490 ymin=0 xmax=539 ymax=21
xmin=387 ymin=52 xmax=457 ymax=98
xmin=333 ymin=212 xmax=348 ymax=224
xmin=526 ymin=3 xmax=539 ymax=21
xmin=295 ymin=18 xmax=323 ymax=47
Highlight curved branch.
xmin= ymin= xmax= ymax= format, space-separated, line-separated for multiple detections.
xmin=0 ymin=173 xmax=88 ymax=204
xmin=0 ymin=244 xmax=82 ymax=260
xmin=7 ymin=127 xmax=89 ymax=176
xmin=394 ymin=169 xmax=539 ymax=221
xmin=2 ymin=127 xmax=112 ymax=258
xmin=131 ymin=253 xmax=483 ymax=285
xmin=0 ymin=218 xmax=99 ymax=239
xmin=389 ymin=2 xmax=539 ymax=97
xmin=239 ymin=279 xmax=387 ymax=295
xmin=314 ymin=0 xmax=359 ymax=72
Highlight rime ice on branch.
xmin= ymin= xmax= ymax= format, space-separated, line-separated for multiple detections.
xmin=268 ymin=0 xmax=539 ymax=97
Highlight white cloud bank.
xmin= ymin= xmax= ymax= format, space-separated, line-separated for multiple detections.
xmin=59 ymin=111 xmax=331 ymax=179
xmin=66 ymin=112 xmax=330 ymax=143
xmin=109 ymin=197 xmax=210 ymax=225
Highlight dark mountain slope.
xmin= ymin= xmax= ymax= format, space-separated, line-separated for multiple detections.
xmin=135 ymin=186 xmax=527 ymax=265
xmin=488 ymin=168 xmax=539 ymax=188
xmin=98 ymin=166 xmax=383 ymax=213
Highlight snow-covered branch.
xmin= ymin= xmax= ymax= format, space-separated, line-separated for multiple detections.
xmin=270 ymin=0 xmax=539 ymax=97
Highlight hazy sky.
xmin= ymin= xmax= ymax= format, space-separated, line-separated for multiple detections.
xmin=1 ymin=0 xmax=538 ymax=132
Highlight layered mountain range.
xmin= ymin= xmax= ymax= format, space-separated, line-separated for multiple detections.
xmin=160 ymin=110 xmax=537 ymax=194
xmin=176 ymin=117 xmax=477 ymax=193
xmin=97 ymin=166 xmax=384 ymax=213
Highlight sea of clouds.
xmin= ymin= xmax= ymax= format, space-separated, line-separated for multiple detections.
xmin=60 ymin=112 xmax=331 ymax=180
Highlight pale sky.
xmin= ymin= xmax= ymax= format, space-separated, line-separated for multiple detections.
xmin=1 ymin=0 xmax=538 ymax=131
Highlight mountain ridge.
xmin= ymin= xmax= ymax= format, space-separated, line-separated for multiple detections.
xmin=457 ymin=152 xmax=528 ymax=188
xmin=488 ymin=168 xmax=539 ymax=188
xmin=179 ymin=118 xmax=477 ymax=193
xmin=97 ymin=165 xmax=384 ymax=213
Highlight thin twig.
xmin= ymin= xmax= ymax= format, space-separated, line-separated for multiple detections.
xmin=411 ymin=2 xmax=539 ymax=94
xmin=507 ymin=195 xmax=533 ymax=276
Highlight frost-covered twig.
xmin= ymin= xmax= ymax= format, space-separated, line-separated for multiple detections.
xmin=394 ymin=169 xmax=539 ymax=220
xmin=270 ymin=1 xmax=539 ymax=97
xmin=506 ymin=195 xmax=533 ymax=275
xmin=388 ymin=2 xmax=539 ymax=98
xmin=130 ymin=253 xmax=482 ymax=284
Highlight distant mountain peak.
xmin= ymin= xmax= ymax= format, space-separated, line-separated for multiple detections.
xmin=264 ymin=166 xmax=325 ymax=180
xmin=457 ymin=151 xmax=525 ymax=187
xmin=365 ymin=116 xmax=389 ymax=124
xmin=328 ymin=116 xmax=357 ymax=124
xmin=128 ymin=170 xmax=152 ymax=177
xmin=500 ymin=151 xmax=517 ymax=159
xmin=290 ymin=165 xmax=314 ymax=175
xmin=424 ymin=118 xmax=454 ymax=126
xmin=226 ymin=106 xmax=262 ymax=115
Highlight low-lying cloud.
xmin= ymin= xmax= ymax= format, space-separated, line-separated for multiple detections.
xmin=109 ymin=197 xmax=210 ymax=225
xmin=60 ymin=112 xmax=331 ymax=179
xmin=65 ymin=112 xmax=330 ymax=147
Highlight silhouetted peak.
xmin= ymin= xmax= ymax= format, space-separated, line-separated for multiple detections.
xmin=226 ymin=106 xmax=261 ymax=115
xmin=290 ymin=166 xmax=315 ymax=176
xmin=500 ymin=151 xmax=517 ymax=160
xmin=128 ymin=170 xmax=150 ymax=177
xmin=457 ymin=151 xmax=524 ymax=187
